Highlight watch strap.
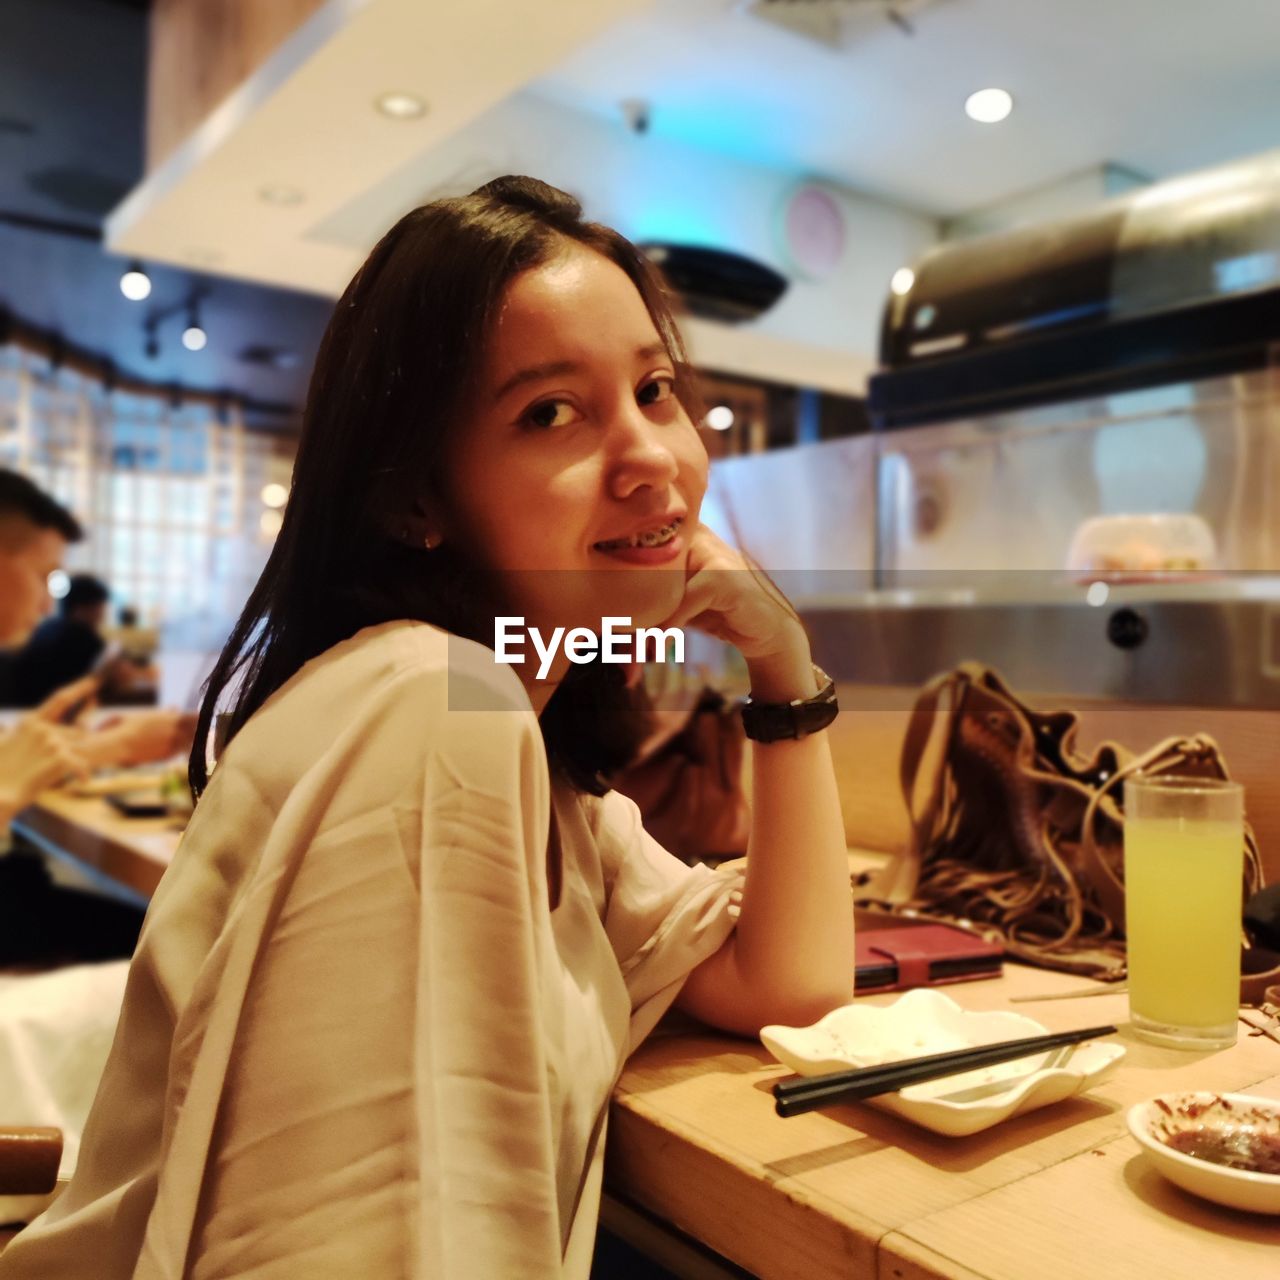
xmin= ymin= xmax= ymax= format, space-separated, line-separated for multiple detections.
xmin=741 ymin=665 xmax=838 ymax=742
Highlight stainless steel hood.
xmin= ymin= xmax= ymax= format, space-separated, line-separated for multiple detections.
xmin=872 ymin=150 xmax=1280 ymax=429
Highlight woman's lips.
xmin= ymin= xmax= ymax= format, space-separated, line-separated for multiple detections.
xmin=593 ymin=515 xmax=684 ymax=553
xmin=591 ymin=532 xmax=685 ymax=565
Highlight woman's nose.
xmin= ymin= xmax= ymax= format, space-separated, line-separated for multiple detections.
xmin=606 ymin=404 xmax=679 ymax=497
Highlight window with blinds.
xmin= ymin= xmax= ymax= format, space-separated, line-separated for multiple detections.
xmin=0 ymin=346 xmax=286 ymax=631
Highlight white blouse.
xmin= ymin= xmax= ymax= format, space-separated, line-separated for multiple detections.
xmin=0 ymin=622 xmax=741 ymax=1278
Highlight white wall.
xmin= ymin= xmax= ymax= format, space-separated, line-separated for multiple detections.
xmin=943 ymin=163 xmax=1150 ymax=240
xmin=312 ymin=92 xmax=938 ymax=393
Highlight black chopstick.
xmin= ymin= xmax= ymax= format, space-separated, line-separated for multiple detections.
xmin=772 ymin=1023 xmax=1116 ymax=1118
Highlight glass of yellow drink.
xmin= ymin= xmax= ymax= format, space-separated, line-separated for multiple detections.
xmin=1124 ymin=776 xmax=1244 ymax=1050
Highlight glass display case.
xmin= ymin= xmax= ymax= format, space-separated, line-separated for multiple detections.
xmin=713 ymin=150 xmax=1280 ymax=708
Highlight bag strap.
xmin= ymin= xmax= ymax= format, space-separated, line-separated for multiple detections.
xmin=1078 ymin=733 xmax=1266 ymax=924
xmin=884 ymin=667 xmax=973 ymax=903
xmin=1076 ymin=734 xmax=1188 ymax=927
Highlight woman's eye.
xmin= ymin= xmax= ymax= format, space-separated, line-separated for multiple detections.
xmin=524 ymin=399 xmax=578 ymax=430
xmin=637 ymin=376 xmax=675 ymax=407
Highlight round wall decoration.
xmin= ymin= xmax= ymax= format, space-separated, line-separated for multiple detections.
xmin=777 ymin=182 xmax=847 ymax=281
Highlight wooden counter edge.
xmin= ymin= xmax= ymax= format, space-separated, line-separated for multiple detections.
xmin=608 ymin=1085 xmax=892 ymax=1280
xmin=11 ymin=801 xmax=167 ymax=901
xmin=875 ymin=1232 xmax=990 ymax=1280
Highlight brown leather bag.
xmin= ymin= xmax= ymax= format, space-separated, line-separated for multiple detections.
xmin=613 ymin=687 xmax=752 ymax=865
xmin=858 ymin=664 xmax=1264 ymax=980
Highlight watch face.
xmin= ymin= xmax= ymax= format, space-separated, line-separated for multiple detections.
xmin=779 ymin=184 xmax=846 ymax=281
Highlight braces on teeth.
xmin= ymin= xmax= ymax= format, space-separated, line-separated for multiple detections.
xmin=596 ymin=518 xmax=681 ymax=551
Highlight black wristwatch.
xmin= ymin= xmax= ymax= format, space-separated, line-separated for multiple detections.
xmin=740 ymin=665 xmax=839 ymax=742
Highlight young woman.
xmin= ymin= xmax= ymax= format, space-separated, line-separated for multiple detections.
xmin=0 ymin=177 xmax=852 ymax=1278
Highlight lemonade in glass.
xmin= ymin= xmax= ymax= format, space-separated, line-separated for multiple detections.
xmin=1124 ymin=776 xmax=1243 ymax=1050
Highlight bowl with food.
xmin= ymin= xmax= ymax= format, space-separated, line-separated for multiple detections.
xmin=1127 ymin=1091 xmax=1280 ymax=1214
xmin=1066 ymin=513 xmax=1217 ymax=582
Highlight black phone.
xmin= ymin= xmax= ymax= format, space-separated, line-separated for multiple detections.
xmin=106 ymin=789 xmax=169 ymax=818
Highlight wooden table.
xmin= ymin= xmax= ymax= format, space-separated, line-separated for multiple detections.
xmin=12 ymin=790 xmax=180 ymax=905
xmin=15 ymin=795 xmax=1280 ymax=1277
xmin=609 ymin=965 xmax=1280 ymax=1279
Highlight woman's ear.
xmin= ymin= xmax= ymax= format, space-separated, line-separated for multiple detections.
xmin=391 ymin=497 xmax=446 ymax=551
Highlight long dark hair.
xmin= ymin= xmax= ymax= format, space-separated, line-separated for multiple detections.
xmin=190 ymin=177 xmax=696 ymax=799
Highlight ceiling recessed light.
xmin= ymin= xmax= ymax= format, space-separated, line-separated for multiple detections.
xmin=375 ymin=91 xmax=427 ymax=120
xmin=704 ymin=405 xmax=735 ymax=431
xmin=890 ymin=267 xmax=915 ymax=297
xmin=965 ymin=87 xmax=1013 ymax=124
xmin=260 ymin=482 xmax=288 ymax=509
xmin=120 ymin=263 xmax=151 ymax=301
xmin=258 ymin=183 xmax=305 ymax=206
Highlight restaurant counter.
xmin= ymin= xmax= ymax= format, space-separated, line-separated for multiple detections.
xmin=12 ymin=792 xmax=1280 ymax=1278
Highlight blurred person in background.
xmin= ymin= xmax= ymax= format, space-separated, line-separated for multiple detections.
xmin=101 ymin=603 xmax=162 ymax=706
xmin=0 ymin=470 xmax=94 ymax=813
xmin=0 ymin=475 xmax=197 ymax=1236
xmin=0 ymin=470 xmax=80 ymax=674
xmin=111 ymin=604 xmax=159 ymax=667
xmin=7 ymin=574 xmax=160 ymax=709
xmin=0 ymin=469 xmax=194 ymax=965
xmin=0 ymin=489 xmax=131 ymax=1237
xmin=7 ymin=573 xmax=112 ymax=708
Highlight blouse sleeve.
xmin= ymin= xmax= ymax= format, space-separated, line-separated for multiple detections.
xmin=153 ymin=667 xmax=571 ymax=1280
xmin=590 ymin=790 xmax=743 ymax=1052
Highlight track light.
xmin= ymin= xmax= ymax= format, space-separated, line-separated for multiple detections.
xmin=181 ymin=300 xmax=207 ymax=352
xmin=120 ymin=262 xmax=151 ymax=301
xmin=143 ymin=289 xmax=210 ymax=356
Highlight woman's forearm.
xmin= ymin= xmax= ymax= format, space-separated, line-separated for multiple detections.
xmin=678 ymin=633 xmax=854 ymax=1035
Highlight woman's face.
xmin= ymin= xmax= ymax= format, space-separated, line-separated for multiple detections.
xmin=444 ymin=243 xmax=708 ymax=638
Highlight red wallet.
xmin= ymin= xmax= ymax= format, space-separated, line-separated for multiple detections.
xmin=854 ymin=923 xmax=1004 ymax=994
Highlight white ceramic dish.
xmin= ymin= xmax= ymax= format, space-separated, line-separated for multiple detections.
xmin=1127 ymin=1092 xmax=1280 ymax=1214
xmin=1066 ymin=513 xmax=1217 ymax=579
xmin=760 ymin=988 xmax=1125 ymax=1137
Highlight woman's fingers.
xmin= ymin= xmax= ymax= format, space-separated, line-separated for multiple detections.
xmin=31 ymin=675 xmax=101 ymax=725
xmin=658 ymin=569 xmax=724 ymax=632
xmin=80 ymin=710 xmax=196 ymax=769
xmin=43 ymin=740 xmax=90 ymax=789
xmin=5 ymin=718 xmax=90 ymax=795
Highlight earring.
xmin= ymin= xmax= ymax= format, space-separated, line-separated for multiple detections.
xmin=424 ymin=532 xmax=442 ymax=551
